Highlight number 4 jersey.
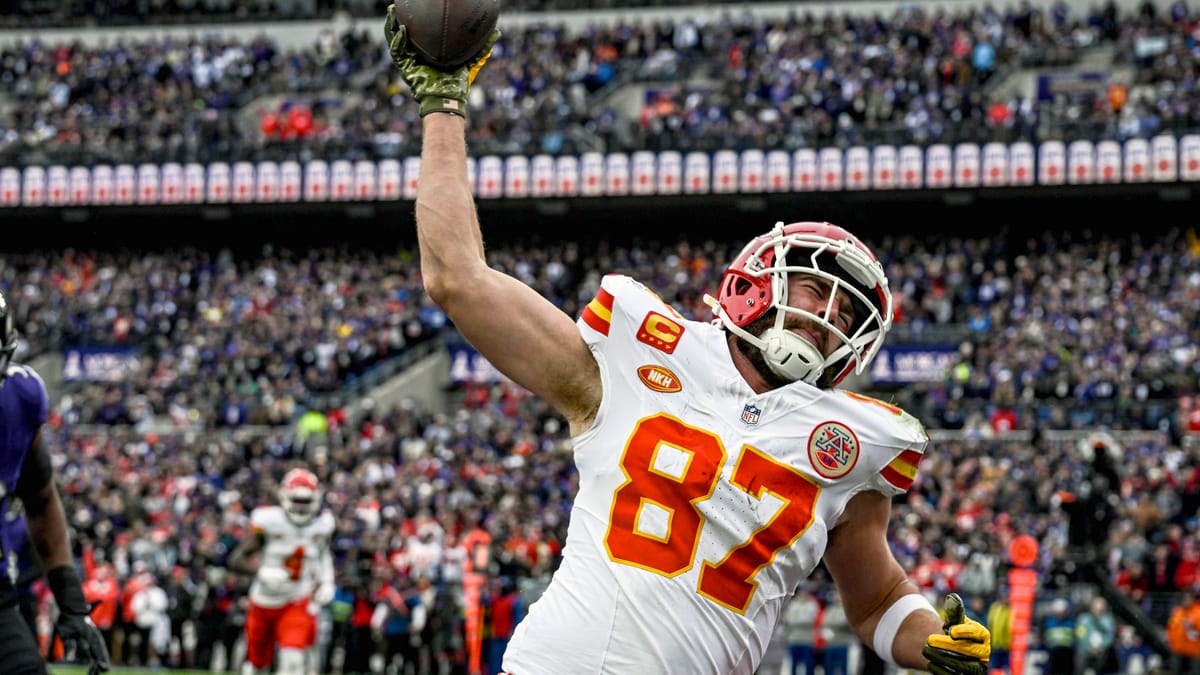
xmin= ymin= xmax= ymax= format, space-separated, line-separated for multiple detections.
xmin=503 ymin=274 xmax=929 ymax=675
xmin=247 ymin=505 xmax=335 ymax=608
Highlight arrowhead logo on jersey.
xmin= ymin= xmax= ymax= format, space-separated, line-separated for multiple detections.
xmin=637 ymin=365 xmax=682 ymax=393
xmin=741 ymin=403 xmax=762 ymax=425
xmin=636 ymin=312 xmax=684 ymax=354
xmin=808 ymin=421 xmax=860 ymax=479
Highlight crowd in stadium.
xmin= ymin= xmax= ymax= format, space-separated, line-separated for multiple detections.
xmin=6 ymin=0 xmax=736 ymax=27
xmin=3 ymin=0 xmax=1200 ymax=166
xmin=3 ymin=228 xmax=1197 ymax=434
xmin=0 ymin=246 xmax=442 ymax=428
xmin=0 ymin=225 xmax=1196 ymax=672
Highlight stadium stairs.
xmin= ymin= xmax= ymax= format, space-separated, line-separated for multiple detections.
xmin=1078 ymin=552 xmax=1173 ymax=659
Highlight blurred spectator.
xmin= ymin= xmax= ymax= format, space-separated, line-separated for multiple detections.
xmin=1043 ymin=597 xmax=1078 ymax=674
xmin=162 ymin=566 xmax=197 ymax=668
xmin=373 ymin=573 xmax=424 ymax=675
xmin=192 ymin=569 xmax=245 ymax=672
xmin=483 ymin=577 xmax=523 ymax=675
xmin=1076 ymin=595 xmax=1118 ymax=675
xmin=818 ymin=593 xmax=853 ymax=675
xmin=81 ymin=563 xmax=120 ymax=660
xmin=987 ymin=593 xmax=1013 ymax=674
xmin=1169 ymin=588 xmax=1200 ymax=674
xmin=129 ymin=572 xmax=170 ymax=667
xmin=345 ymin=577 xmax=376 ymax=675
xmin=783 ymin=585 xmax=819 ymax=675
xmin=325 ymin=579 xmax=356 ymax=673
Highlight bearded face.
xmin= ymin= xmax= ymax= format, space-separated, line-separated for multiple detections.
xmin=732 ymin=310 xmax=839 ymax=389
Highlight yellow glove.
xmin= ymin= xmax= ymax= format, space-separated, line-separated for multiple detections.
xmin=384 ymin=3 xmax=500 ymax=117
xmin=921 ymin=593 xmax=990 ymax=675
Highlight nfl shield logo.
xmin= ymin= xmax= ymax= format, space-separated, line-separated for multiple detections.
xmin=741 ymin=403 xmax=762 ymax=425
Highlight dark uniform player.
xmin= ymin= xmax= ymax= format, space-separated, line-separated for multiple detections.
xmin=1 ymin=512 xmax=44 ymax=640
xmin=0 ymin=291 xmax=110 ymax=675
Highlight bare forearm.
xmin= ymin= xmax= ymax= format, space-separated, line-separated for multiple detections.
xmin=892 ymin=601 xmax=943 ymax=668
xmin=415 ymin=113 xmax=486 ymax=300
xmin=26 ymin=482 xmax=74 ymax=571
xmin=228 ymin=533 xmax=263 ymax=576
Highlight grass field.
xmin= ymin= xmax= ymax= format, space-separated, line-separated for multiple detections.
xmin=49 ymin=662 xmax=220 ymax=667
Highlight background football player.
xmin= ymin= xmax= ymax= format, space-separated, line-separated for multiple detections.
xmin=229 ymin=468 xmax=336 ymax=675
xmin=0 ymin=291 xmax=110 ymax=675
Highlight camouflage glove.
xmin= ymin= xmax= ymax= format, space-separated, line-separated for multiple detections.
xmin=384 ymin=3 xmax=499 ymax=117
xmin=922 ymin=593 xmax=990 ymax=675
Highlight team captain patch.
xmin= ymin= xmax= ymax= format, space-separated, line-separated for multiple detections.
xmin=636 ymin=312 xmax=684 ymax=354
xmin=807 ymin=421 xmax=859 ymax=479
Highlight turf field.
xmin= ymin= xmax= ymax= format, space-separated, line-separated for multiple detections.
xmin=50 ymin=662 xmax=220 ymax=667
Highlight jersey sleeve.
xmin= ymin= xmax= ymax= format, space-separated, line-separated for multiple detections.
xmin=576 ymin=274 xmax=622 ymax=345
xmin=249 ymin=506 xmax=280 ymax=535
xmin=871 ymin=440 xmax=928 ymax=496
xmin=577 ymin=274 xmax=683 ymax=349
xmin=316 ymin=511 xmax=336 ymax=540
xmin=868 ymin=410 xmax=929 ymax=497
xmin=838 ymin=391 xmax=930 ymax=497
xmin=7 ymin=365 xmax=49 ymax=428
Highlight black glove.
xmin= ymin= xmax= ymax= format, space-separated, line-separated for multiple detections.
xmin=921 ymin=592 xmax=990 ymax=675
xmin=48 ymin=565 xmax=111 ymax=675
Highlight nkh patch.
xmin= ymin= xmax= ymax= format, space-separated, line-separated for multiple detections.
xmin=741 ymin=403 xmax=762 ymax=425
xmin=637 ymin=365 xmax=682 ymax=393
xmin=807 ymin=421 xmax=859 ymax=479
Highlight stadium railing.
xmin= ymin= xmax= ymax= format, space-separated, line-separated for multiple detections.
xmin=3 ymin=135 xmax=1197 ymax=208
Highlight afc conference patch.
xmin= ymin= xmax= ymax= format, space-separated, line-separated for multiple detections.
xmin=807 ymin=421 xmax=859 ymax=479
xmin=741 ymin=403 xmax=762 ymax=425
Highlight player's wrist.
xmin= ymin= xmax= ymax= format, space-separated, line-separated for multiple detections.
xmin=420 ymin=95 xmax=466 ymax=118
xmin=46 ymin=564 xmax=90 ymax=615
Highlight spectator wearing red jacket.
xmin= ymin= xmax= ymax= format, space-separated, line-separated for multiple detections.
xmin=82 ymin=563 xmax=120 ymax=659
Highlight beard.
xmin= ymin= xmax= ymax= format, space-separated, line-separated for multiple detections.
xmin=732 ymin=311 xmax=837 ymax=389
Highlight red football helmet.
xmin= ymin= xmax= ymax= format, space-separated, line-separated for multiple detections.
xmin=713 ymin=221 xmax=892 ymax=387
xmin=278 ymin=468 xmax=323 ymax=525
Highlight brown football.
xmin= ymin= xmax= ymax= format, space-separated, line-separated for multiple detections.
xmin=397 ymin=0 xmax=500 ymax=69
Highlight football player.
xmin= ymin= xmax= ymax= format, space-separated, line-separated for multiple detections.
xmin=229 ymin=468 xmax=336 ymax=675
xmin=385 ymin=10 xmax=990 ymax=675
xmin=0 ymin=291 xmax=110 ymax=675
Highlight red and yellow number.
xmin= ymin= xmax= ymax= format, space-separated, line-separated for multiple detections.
xmin=605 ymin=415 xmax=726 ymax=575
xmin=699 ymin=447 xmax=820 ymax=612
xmin=283 ymin=546 xmax=305 ymax=581
xmin=605 ymin=414 xmax=821 ymax=613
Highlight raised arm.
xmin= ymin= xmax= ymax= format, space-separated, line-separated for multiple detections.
xmin=381 ymin=10 xmax=602 ymax=432
xmin=416 ymin=115 xmax=601 ymax=430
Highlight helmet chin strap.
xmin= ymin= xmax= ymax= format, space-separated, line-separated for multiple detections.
xmin=706 ymin=294 xmax=827 ymax=386
xmin=758 ymin=326 xmax=826 ymax=385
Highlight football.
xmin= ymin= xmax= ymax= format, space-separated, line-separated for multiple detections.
xmin=397 ymin=0 xmax=501 ymax=70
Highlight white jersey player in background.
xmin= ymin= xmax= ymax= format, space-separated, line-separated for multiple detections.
xmin=386 ymin=15 xmax=992 ymax=675
xmin=229 ymin=468 xmax=336 ymax=675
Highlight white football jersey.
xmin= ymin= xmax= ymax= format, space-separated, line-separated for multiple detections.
xmin=503 ymin=275 xmax=928 ymax=675
xmin=248 ymin=505 xmax=335 ymax=608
